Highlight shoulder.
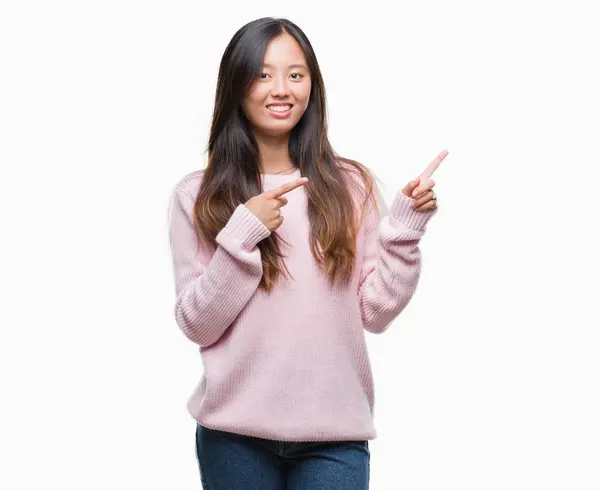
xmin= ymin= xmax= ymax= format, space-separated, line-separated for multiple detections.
xmin=335 ymin=156 xmax=369 ymax=174
xmin=171 ymin=169 xmax=206 ymax=200
xmin=335 ymin=156 xmax=388 ymax=223
xmin=334 ymin=156 xmax=380 ymax=198
xmin=168 ymin=169 xmax=207 ymax=224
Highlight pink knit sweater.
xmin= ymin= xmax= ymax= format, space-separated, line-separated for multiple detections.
xmin=168 ymin=165 xmax=436 ymax=442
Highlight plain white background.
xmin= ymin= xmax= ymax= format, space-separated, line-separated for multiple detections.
xmin=1 ymin=1 xmax=599 ymax=488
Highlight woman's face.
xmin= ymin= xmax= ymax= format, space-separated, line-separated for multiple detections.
xmin=241 ymin=33 xmax=312 ymax=138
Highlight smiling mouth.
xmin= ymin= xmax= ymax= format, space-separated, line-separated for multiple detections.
xmin=266 ymin=104 xmax=293 ymax=112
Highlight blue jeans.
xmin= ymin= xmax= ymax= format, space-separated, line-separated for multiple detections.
xmin=195 ymin=423 xmax=370 ymax=489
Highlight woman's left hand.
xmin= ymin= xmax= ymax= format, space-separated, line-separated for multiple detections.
xmin=401 ymin=149 xmax=448 ymax=212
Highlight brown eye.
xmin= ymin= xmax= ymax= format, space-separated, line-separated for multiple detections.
xmin=291 ymin=73 xmax=304 ymax=80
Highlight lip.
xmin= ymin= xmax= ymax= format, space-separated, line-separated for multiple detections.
xmin=266 ymin=104 xmax=293 ymax=119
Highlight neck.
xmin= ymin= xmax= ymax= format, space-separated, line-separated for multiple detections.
xmin=254 ymin=131 xmax=293 ymax=174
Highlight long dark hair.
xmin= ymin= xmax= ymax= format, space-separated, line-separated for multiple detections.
xmin=192 ymin=17 xmax=379 ymax=292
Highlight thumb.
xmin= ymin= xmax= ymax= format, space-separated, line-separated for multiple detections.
xmin=402 ymin=177 xmax=421 ymax=197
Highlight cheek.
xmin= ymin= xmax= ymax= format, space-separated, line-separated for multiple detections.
xmin=296 ymin=85 xmax=312 ymax=110
xmin=242 ymin=94 xmax=266 ymax=122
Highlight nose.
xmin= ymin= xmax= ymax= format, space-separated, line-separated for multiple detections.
xmin=270 ymin=75 xmax=290 ymax=98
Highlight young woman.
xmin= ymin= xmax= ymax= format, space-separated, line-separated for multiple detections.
xmin=168 ymin=16 xmax=446 ymax=490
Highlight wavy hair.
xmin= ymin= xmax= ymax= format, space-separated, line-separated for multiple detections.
xmin=192 ymin=17 xmax=379 ymax=291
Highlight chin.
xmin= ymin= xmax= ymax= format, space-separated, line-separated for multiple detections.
xmin=260 ymin=122 xmax=297 ymax=136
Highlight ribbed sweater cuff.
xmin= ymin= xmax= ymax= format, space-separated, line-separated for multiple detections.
xmin=389 ymin=191 xmax=437 ymax=231
xmin=219 ymin=203 xmax=271 ymax=250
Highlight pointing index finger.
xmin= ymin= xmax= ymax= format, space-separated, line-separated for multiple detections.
xmin=266 ymin=177 xmax=309 ymax=198
xmin=419 ymin=149 xmax=448 ymax=180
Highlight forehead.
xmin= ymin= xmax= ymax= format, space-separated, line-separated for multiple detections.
xmin=263 ymin=34 xmax=307 ymax=67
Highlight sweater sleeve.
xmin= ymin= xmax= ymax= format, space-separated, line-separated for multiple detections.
xmin=357 ymin=184 xmax=437 ymax=334
xmin=168 ymin=186 xmax=271 ymax=347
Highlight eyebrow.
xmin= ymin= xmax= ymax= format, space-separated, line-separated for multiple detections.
xmin=262 ymin=63 xmax=308 ymax=70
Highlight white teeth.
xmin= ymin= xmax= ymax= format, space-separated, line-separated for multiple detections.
xmin=267 ymin=105 xmax=292 ymax=112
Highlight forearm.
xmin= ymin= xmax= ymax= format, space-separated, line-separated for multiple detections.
xmin=171 ymin=197 xmax=270 ymax=346
xmin=358 ymin=191 xmax=436 ymax=334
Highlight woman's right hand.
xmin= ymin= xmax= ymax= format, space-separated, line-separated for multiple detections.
xmin=244 ymin=177 xmax=309 ymax=231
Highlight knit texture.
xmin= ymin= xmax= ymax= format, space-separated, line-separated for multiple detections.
xmin=168 ymin=165 xmax=436 ymax=442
